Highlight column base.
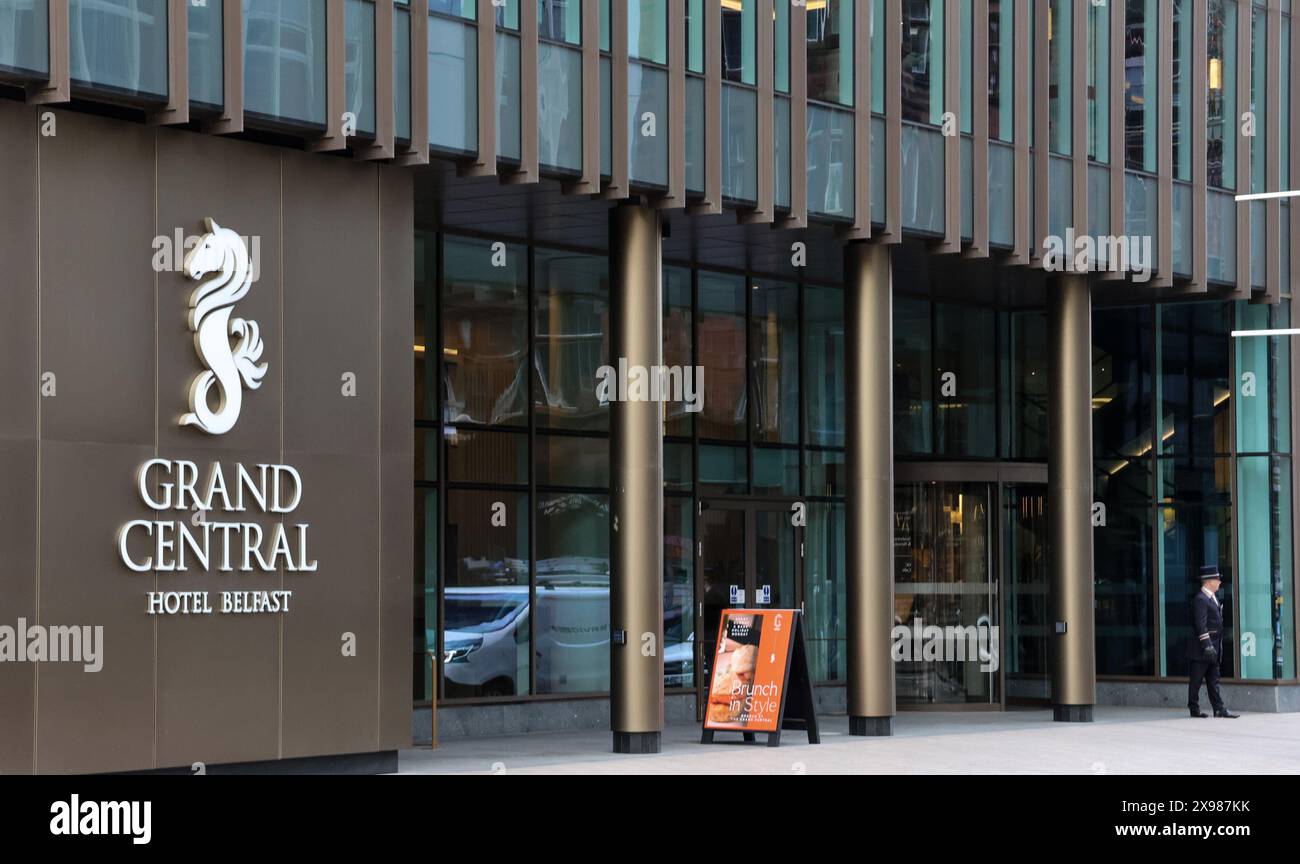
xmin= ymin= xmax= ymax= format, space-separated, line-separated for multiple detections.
xmin=849 ymin=716 xmax=893 ymax=737
xmin=613 ymin=731 xmax=662 ymax=754
xmin=1053 ymin=704 xmax=1094 ymax=723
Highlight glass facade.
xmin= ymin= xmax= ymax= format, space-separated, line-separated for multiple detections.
xmin=9 ymin=0 xmax=1296 ymax=714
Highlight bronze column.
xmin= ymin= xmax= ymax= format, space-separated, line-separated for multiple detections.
xmin=845 ymin=241 xmax=896 ymax=736
xmin=609 ymin=202 xmax=665 ymax=753
xmin=1048 ymin=274 xmax=1096 ymax=722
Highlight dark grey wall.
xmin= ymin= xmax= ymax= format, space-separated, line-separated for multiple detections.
xmin=0 ymin=100 xmax=413 ymax=774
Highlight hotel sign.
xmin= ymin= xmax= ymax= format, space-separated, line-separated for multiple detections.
xmin=116 ymin=219 xmax=310 ymax=616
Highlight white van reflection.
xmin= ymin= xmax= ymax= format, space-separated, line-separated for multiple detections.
xmin=435 ymin=558 xmax=696 ymax=696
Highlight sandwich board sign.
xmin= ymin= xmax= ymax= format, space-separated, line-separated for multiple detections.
xmin=701 ymin=609 xmax=820 ymax=747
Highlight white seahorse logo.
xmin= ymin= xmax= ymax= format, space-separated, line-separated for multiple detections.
xmin=180 ymin=218 xmax=268 ymax=435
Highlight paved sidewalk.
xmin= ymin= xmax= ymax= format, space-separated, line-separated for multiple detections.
xmin=398 ymin=708 xmax=1300 ymax=775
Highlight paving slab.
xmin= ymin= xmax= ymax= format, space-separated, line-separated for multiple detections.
xmin=397 ymin=708 xmax=1300 ymax=775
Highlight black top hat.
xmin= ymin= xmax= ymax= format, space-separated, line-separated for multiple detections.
xmin=1199 ymin=564 xmax=1222 ymax=582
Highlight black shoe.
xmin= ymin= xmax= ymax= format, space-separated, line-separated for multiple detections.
xmin=1190 ymin=709 xmax=1209 ymax=718
xmin=1213 ymin=708 xmax=1240 ymax=718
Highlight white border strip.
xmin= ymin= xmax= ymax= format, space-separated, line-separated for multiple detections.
xmin=1231 ymin=328 xmax=1300 ymax=337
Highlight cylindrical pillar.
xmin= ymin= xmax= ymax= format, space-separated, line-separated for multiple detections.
xmin=609 ymin=202 xmax=664 ymax=753
xmin=1048 ymin=274 xmax=1096 ymax=722
xmin=845 ymin=241 xmax=896 ymax=736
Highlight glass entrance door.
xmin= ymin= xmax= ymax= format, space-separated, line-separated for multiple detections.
xmin=894 ymin=482 xmax=1000 ymax=705
xmin=695 ymin=500 xmax=803 ymax=718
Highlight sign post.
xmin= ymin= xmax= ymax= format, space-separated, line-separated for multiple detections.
xmin=700 ymin=609 xmax=819 ymax=747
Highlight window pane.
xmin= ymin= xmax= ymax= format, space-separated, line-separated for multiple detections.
xmin=1172 ymin=0 xmax=1192 ymax=179
xmin=989 ymin=0 xmax=1013 ymax=141
xmin=1159 ymin=303 xmax=1232 ymax=457
xmin=1250 ymin=2 xmax=1266 ymax=192
xmin=934 ymin=303 xmax=996 ymax=457
xmin=686 ymin=0 xmax=703 ymax=72
xmin=699 ymin=444 xmax=747 ymax=494
xmin=1125 ymin=0 xmax=1158 ymax=172
xmin=446 ymin=428 xmax=528 ymax=484
xmin=894 ymin=296 xmax=933 ymax=455
xmin=1048 ymin=0 xmax=1072 ymax=155
xmin=775 ymin=0 xmax=789 ymax=93
xmin=804 ymin=286 xmax=845 ymax=447
xmin=69 ymin=0 xmax=168 ymax=98
xmin=628 ymin=0 xmax=666 ymax=63
xmin=430 ymin=0 xmax=475 ymax=19
xmin=428 ymin=11 xmax=478 ymax=153
xmin=189 ymin=0 xmax=223 ymax=108
xmin=629 ymin=63 xmax=669 ymax=186
xmin=539 ymin=42 xmax=583 ymax=171
xmin=1208 ymin=0 xmax=1238 ymax=189
xmin=395 ymin=6 xmax=412 ymax=140
xmin=497 ymin=31 xmax=522 ymax=160
xmin=535 ymin=493 xmax=609 ymax=694
xmin=538 ymin=0 xmax=582 ymax=44
xmin=807 ymin=0 xmax=853 ymax=106
xmin=902 ymin=0 xmax=944 ymax=125
xmin=721 ymin=0 xmax=755 ymax=85
xmin=442 ymin=237 xmax=529 ymax=427
xmin=698 ymin=272 xmax=747 ymax=440
xmin=751 ymin=281 xmax=798 ymax=444
xmin=244 ymin=0 xmax=328 ymax=125
xmin=443 ymin=489 xmax=530 ymax=699
xmin=1003 ymin=311 xmax=1047 ymax=460
xmin=345 ymin=0 xmax=377 ymax=136
xmin=416 ymin=490 xmax=437 ymax=700
xmin=1237 ymin=456 xmax=1294 ymax=679
xmin=536 ymin=433 xmax=610 ymax=487
xmin=0 ymin=0 xmax=48 ymax=76
xmin=534 ymin=249 xmax=609 ymax=431
xmin=664 ymin=497 xmax=695 ymax=688
xmin=753 ymin=448 xmax=799 ymax=496
xmin=805 ymin=503 xmax=846 ymax=682
xmin=663 ymin=265 xmax=694 ymax=437
xmin=1087 ymin=0 xmax=1109 ymax=160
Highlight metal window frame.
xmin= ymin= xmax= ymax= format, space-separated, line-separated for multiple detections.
xmin=1103 ymin=0 xmax=1125 ymax=281
xmin=502 ymin=1 xmax=540 ymax=183
xmin=1258 ymin=0 xmax=1283 ymax=304
xmin=1031 ymin=0 xmax=1049 ymax=266
xmin=778 ymin=1 xmax=808 ymax=229
xmin=1071 ymin=0 xmax=1088 ymax=249
xmin=26 ymin=0 xmax=70 ymax=105
xmin=965 ymin=0 xmax=990 ymax=259
xmin=739 ymin=0 xmax=775 ymax=223
xmin=1155 ymin=0 xmax=1174 ymax=288
xmin=355 ymin=0 xmax=397 ymax=160
xmin=306 ymin=0 xmax=350 ymax=152
xmin=1235 ymin=0 xmax=1254 ymax=298
xmin=204 ymin=0 xmax=245 ymax=135
xmin=455 ymin=0 xmax=498 ymax=175
xmin=1008 ymin=0 xmax=1031 ymax=265
xmin=1190 ymin=0 xmax=1209 ymax=292
xmin=395 ymin=0 xmax=431 ymax=165
xmin=882 ymin=0 xmax=902 ymax=243
xmin=148 ymin=0 xmax=190 ymax=126
xmin=937 ymin=0 xmax=961 ymax=254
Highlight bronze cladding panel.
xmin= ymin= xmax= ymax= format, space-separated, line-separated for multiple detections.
xmin=153 ymin=132 xmax=284 ymax=768
xmin=0 ymin=108 xmax=413 ymax=772
xmin=281 ymin=152 xmax=382 ymax=759
xmin=0 ymin=101 xmax=40 ymax=774
xmin=35 ymin=111 xmax=158 ymax=773
xmin=379 ymin=169 xmax=415 ymax=750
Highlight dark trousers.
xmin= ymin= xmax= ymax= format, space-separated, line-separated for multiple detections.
xmin=1188 ymin=658 xmax=1225 ymax=712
